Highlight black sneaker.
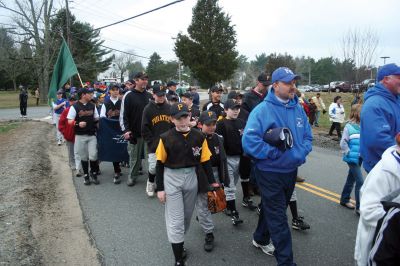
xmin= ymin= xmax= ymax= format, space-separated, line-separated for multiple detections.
xmin=91 ymin=172 xmax=100 ymax=185
xmin=231 ymin=210 xmax=243 ymax=225
xmin=83 ymin=175 xmax=90 ymax=185
xmin=242 ymin=197 xmax=257 ymax=211
xmin=113 ymin=175 xmax=121 ymax=184
xmin=204 ymin=233 xmax=214 ymax=252
xmin=292 ymin=216 xmax=310 ymax=230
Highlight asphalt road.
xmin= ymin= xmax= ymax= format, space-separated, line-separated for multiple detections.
xmin=70 ymin=145 xmax=360 ymax=266
xmin=0 ymin=106 xmax=51 ymax=120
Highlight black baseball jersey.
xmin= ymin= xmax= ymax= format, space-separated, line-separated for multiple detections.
xmin=202 ymin=101 xmax=224 ymax=119
xmin=104 ymin=98 xmax=121 ymax=119
xmin=216 ymin=118 xmax=246 ymax=156
xmin=73 ymin=101 xmax=97 ymax=135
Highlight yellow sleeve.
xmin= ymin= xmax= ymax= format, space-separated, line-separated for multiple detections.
xmin=200 ymin=139 xmax=212 ymax=163
xmin=155 ymin=138 xmax=167 ymax=163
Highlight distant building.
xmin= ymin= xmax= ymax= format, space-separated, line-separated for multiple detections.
xmin=97 ymin=62 xmax=129 ymax=84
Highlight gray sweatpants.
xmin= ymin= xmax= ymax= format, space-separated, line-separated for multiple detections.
xmin=74 ymin=135 xmax=97 ymax=161
xmin=164 ymin=167 xmax=198 ymax=243
xmin=127 ymin=137 xmax=146 ymax=181
xmin=148 ymin=153 xmax=157 ymax=175
xmin=226 ymin=155 xmax=240 ymax=201
xmin=196 ymin=167 xmax=218 ymax=234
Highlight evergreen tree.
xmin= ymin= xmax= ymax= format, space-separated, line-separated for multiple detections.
xmin=146 ymin=52 xmax=164 ymax=80
xmin=50 ymin=9 xmax=113 ymax=84
xmin=174 ymin=0 xmax=238 ymax=88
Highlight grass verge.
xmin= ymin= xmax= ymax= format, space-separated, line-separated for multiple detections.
xmin=0 ymin=121 xmax=22 ymax=134
xmin=0 ymin=91 xmax=46 ymax=109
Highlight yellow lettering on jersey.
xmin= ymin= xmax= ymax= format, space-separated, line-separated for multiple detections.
xmin=152 ymin=115 xmax=171 ymax=126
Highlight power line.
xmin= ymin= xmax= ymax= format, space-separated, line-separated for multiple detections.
xmin=93 ymin=0 xmax=184 ymax=31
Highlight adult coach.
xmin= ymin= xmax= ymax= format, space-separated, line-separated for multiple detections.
xmin=242 ymin=67 xmax=312 ymax=266
xmin=360 ymin=63 xmax=400 ymax=173
xmin=122 ymin=72 xmax=152 ymax=186
xmin=242 ymin=72 xmax=270 ymax=113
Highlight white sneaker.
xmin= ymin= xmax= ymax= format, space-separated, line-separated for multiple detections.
xmin=146 ymin=179 xmax=155 ymax=197
xmin=252 ymin=239 xmax=275 ymax=256
xmin=57 ymin=140 xmax=62 ymax=146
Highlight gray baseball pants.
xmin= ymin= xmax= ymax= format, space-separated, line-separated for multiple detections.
xmin=226 ymin=155 xmax=240 ymax=201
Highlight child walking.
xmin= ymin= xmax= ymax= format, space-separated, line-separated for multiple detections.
xmin=339 ymin=104 xmax=363 ymax=213
xmin=156 ymin=103 xmax=217 ymax=266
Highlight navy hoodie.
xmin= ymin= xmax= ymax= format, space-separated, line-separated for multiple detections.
xmin=360 ymin=82 xmax=400 ymax=172
xmin=242 ymin=88 xmax=312 ymax=173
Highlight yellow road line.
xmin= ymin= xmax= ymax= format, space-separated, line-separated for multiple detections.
xmin=296 ymin=183 xmax=340 ymax=204
xmin=300 ymin=182 xmax=356 ymax=204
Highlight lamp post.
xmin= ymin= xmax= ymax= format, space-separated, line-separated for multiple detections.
xmin=380 ymin=56 xmax=390 ymax=65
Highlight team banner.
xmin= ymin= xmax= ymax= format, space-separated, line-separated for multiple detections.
xmin=97 ymin=117 xmax=129 ymax=162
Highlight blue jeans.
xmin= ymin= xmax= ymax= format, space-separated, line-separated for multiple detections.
xmin=340 ymin=163 xmax=364 ymax=210
xmin=315 ymin=110 xmax=321 ymax=126
xmin=253 ymin=167 xmax=297 ymax=266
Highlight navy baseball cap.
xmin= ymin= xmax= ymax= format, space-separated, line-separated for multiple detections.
xmin=181 ymin=92 xmax=193 ymax=99
xmin=170 ymin=103 xmax=190 ymax=118
xmin=133 ymin=72 xmax=148 ymax=79
xmin=258 ymin=72 xmax=271 ymax=86
xmin=271 ymin=67 xmax=301 ymax=83
xmin=377 ymin=63 xmax=400 ymax=82
xmin=263 ymin=127 xmax=293 ymax=151
xmin=167 ymin=81 xmax=178 ymax=87
xmin=152 ymin=84 xmax=166 ymax=96
xmin=199 ymin=111 xmax=217 ymax=125
xmin=210 ymin=85 xmax=223 ymax=92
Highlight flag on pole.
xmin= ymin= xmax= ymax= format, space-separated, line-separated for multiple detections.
xmin=48 ymin=39 xmax=78 ymax=104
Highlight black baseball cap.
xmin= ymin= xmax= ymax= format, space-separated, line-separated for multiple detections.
xmin=181 ymin=92 xmax=193 ymax=99
xmin=133 ymin=72 xmax=149 ymax=79
xmin=167 ymin=81 xmax=178 ymax=87
xmin=227 ymin=90 xmax=243 ymax=100
xmin=258 ymin=72 xmax=271 ymax=86
xmin=170 ymin=103 xmax=190 ymax=119
xmin=224 ymin=99 xmax=240 ymax=110
xmin=110 ymin=84 xmax=120 ymax=90
xmin=152 ymin=84 xmax=166 ymax=96
xmin=199 ymin=111 xmax=217 ymax=125
xmin=210 ymin=85 xmax=223 ymax=92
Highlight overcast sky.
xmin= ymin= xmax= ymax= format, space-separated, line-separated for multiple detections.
xmin=2 ymin=0 xmax=400 ymax=67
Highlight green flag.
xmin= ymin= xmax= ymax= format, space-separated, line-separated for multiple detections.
xmin=48 ymin=39 xmax=78 ymax=104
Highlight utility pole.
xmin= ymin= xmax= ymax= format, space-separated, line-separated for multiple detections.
xmin=380 ymin=56 xmax=390 ymax=65
xmin=178 ymin=61 xmax=181 ymax=85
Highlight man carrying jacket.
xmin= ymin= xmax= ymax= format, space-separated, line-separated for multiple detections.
xmin=360 ymin=63 xmax=400 ymax=173
xmin=242 ymin=67 xmax=312 ymax=266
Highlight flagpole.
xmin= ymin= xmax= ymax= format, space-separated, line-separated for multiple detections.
xmin=77 ymin=72 xmax=84 ymax=87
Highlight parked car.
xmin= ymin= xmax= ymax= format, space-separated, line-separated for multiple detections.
xmin=357 ymin=79 xmax=375 ymax=92
xmin=310 ymin=84 xmax=321 ymax=92
xmin=297 ymin=85 xmax=313 ymax=92
xmin=329 ymin=81 xmax=351 ymax=93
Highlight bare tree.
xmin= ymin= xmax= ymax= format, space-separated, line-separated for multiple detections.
xmin=341 ymin=27 xmax=379 ymax=82
xmin=113 ymin=51 xmax=137 ymax=83
xmin=0 ymin=0 xmax=56 ymax=102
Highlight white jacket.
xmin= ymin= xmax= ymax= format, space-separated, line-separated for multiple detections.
xmin=354 ymin=146 xmax=400 ymax=266
xmin=328 ymin=103 xmax=345 ymax=123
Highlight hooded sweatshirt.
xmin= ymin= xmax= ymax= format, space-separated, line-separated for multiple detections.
xmin=360 ymin=83 xmax=400 ymax=172
xmin=355 ymin=146 xmax=400 ymax=266
xmin=242 ymin=88 xmax=313 ymax=173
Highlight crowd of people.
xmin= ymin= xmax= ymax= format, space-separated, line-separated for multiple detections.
xmin=51 ymin=63 xmax=400 ymax=266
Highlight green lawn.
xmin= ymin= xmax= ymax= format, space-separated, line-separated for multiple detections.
xmin=0 ymin=121 xmax=21 ymax=134
xmin=303 ymin=92 xmax=359 ymax=130
xmin=0 ymin=91 xmax=46 ymax=109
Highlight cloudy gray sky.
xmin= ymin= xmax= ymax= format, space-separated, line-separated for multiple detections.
xmin=2 ymin=0 xmax=400 ymax=66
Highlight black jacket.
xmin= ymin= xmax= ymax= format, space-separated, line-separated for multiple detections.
xmin=242 ymin=89 xmax=266 ymax=113
xmin=141 ymin=101 xmax=172 ymax=153
xmin=122 ymin=89 xmax=152 ymax=137
xmin=216 ymin=118 xmax=246 ymax=156
xmin=206 ymin=133 xmax=230 ymax=186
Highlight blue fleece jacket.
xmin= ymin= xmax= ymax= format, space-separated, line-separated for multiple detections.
xmin=242 ymin=89 xmax=313 ymax=173
xmin=360 ymin=82 xmax=400 ymax=172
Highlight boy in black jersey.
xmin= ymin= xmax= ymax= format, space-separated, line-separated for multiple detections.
xmin=67 ymin=88 xmax=100 ymax=185
xmin=196 ymin=111 xmax=229 ymax=252
xmin=216 ymin=99 xmax=256 ymax=225
xmin=100 ymin=85 xmax=122 ymax=184
xmin=181 ymin=92 xmax=200 ymax=128
xmin=141 ymin=84 xmax=171 ymax=197
xmin=156 ymin=103 xmax=217 ymax=266
xmin=202 ymin=86 xmax=224 ymax=120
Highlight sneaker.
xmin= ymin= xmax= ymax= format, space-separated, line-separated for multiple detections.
xmin=83 ymin=175 xmax=90 ymax=185
xmin=146 ymin=179 xmax=155 ymax=197
xmin=57 ymin=140 xmax=62 ymax=146
xmin=231 ymin=210 xmax=243 ymax=225
xmin=252 ymin=239 xmax=275 ymax=256
xmin=340 ymin=202 xmax=355 ymax=209
xmin=75 ymin=169 xmax=83 ymax=177
xmin=296 ymin=176 xmax=305 ymax=182
xmin=292 ymin=216 xmax=310 ymax=230
xmin=113 ymin=175 xmax=121 ymax=184
xmin=204 ymin=233 xmax=214 ymax=252
xmin=242 ymin=197 xmax=257 ymax=211
xmin=127 ymin=177 xmax=135 ymax=186
xmin=182 ymin=247 xmax=187 ymax=260
xmin=175 ymin=261 xmax=185 ymax=266
xmin=91 ymin=172 xmax=100 ymax=185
